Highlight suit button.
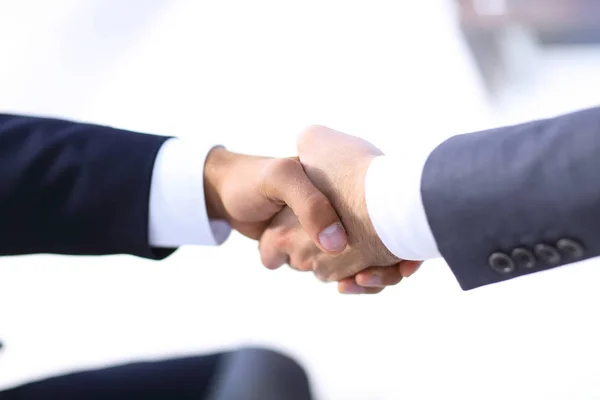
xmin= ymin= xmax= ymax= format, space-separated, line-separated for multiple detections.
xmin=489 ymin=252 xmax=515 ymax=274
xmin=534 ymin=243 xmax=561 ymax=265
xmin=511 ymin=247 xmax=536 ymax=269
xmin=556 ymin=238 xmax=585 ymax=260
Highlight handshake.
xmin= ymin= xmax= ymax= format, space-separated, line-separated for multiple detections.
xmin=0 ymin=108 xmax=593 ymax=293
xmin=204 ymin=125 xmax=421 ymax=294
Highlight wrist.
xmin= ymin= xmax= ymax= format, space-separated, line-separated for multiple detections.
xmin=204 ymin=146 xmax=232 ymax=220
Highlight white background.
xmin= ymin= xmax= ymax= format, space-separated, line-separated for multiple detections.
xmin=1 ymin=1 xmax=600 ymax=399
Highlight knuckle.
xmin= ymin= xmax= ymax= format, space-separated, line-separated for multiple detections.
xmin=274 ymin=234 xmax=291 ymax=251
xmin=267 ymin=157 xmax=302 ymax=177
xmin=313 ymin=265 xmax=337 ymax=282
xmin=289 ymin=251 xmax=318 ymax=272
xmin=259 ymin=159 xmax=299 ymax=192
xmin=259 ymin=233 xmax=290 ymax=270
xmin=266 ymin=230 xmax=292 ymax=252
xmin=297 ymin=125 xmax=328 ymax=153
xmin=313 ymin=270 xmax=329 ymax=282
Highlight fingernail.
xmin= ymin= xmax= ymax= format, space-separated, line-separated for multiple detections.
xmin=365 ymin=274 xmax=382 ymax=286
xmin=318 ymin=223 xmax=347 ymax=252
xmin=343 ymin=283 xmax=365 ymax=294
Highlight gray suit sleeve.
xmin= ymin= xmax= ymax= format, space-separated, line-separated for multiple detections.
xmin=421 ymin=106 xmax=600 ymax=290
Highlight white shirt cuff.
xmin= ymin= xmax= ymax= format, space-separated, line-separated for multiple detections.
xmin=148 ymin=138 xmax=232 ymax=248
xmin=365 ymin=151 xmax=441 ymax=261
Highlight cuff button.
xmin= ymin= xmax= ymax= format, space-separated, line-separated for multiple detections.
xmin=511 ymin=247 xmax=536 ymax=269
xmin=534 ymin=243 xmax=562 ymax=266
xmin=489 ymin=252 xmax=516 ymax=274
xmin=557 ymin=238 xmax=585 ymax=260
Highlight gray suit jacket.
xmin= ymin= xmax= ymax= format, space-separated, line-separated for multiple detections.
xmin=421 ymin=106 xmax=600 ymax=290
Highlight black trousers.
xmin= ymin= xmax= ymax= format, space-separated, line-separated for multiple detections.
xmin=0 ymin=347 xmax=313 ymax=400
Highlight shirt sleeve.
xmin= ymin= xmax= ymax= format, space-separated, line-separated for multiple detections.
xmin=148 ymin=138 xmax=232 ymax=248
xmin=364 ymin=149 xmax=442 ymax=261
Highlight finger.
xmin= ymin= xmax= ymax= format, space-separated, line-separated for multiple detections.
xmin=259 ymin=207 xmax=316 ymax=271
xmin=398 ymin=260 xmax=423 ymax=278
xmin=260 ymin=158 xmax=347 ymax=254
xmin=258 ymin=211 xmax=293 ymax=270
xmin=259 ymin=241 xmax=289 ymax=270
xmin=312 ymin=250 xmax=361 ymax=283
xmin=337 ymin=279 xmax=385 ymax=295
xmin=354 ymin=265 xmax=404 ymax=288
xmin=288 ymin=247 xmax=317 ymax=271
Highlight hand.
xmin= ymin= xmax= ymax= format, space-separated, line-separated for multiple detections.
xmin=203 ymin=147 xmax=348 ymax=255
xmin=337 ymin=261 xmax=422 ymax=294
xmin=260 ymin=207 xmax=422 ymax=294
xmin=339 ymin=258 xmax=422 ymax=294
xmin=261 ymin=125 xmax=406 ymax=282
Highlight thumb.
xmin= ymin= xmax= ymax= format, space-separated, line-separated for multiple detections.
xmin=260 ymin=158 xmax=347 ymax=254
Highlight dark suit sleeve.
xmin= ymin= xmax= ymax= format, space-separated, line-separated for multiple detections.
xmin=421 ymin=106 xmax=600 ymax=290
xmin=0 ymin=114 xmax=174 ymax=259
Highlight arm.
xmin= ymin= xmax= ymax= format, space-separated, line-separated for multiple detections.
xmin=0 ymin=114 xmax=346 ymax=259
xmin=265 ymin=109 xmax=600 ymax=292
xmin=0 ymin=114 xmax=173 ymax=258
xmin=418 ymin=106 xmax=600 ymax=289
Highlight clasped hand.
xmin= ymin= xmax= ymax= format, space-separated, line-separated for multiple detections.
xmin=205 ymin=126 xmax=421 ymax=294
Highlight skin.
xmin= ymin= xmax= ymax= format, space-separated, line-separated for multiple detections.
xmin=203 ymin=146 xmax=348 ymax=253
xmin=261 ymin=207 xmax=422 ymax=294
xmin=259 ymin=126 xmax=422 ymax=294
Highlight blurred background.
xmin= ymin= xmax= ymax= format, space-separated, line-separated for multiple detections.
xmin=458 ymin=0 xmax=600 ymax=120
xmin=0 ymin=1 xmax=599 ymax=399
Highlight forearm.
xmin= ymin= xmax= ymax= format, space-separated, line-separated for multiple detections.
xmin=0 ymin=114 xmax=170 ymax=257
xmin=0 ymin=114 xmax=231 ymax=258
xmin=422 ymin=106 xmax=600 ymax=289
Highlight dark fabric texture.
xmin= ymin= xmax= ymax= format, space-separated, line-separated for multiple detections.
xmin=205 ymin=348 xmax=312 ymax=400
xmin=421 ymin=106 xmax=600 ymax=290
xmin=0 ymin=114 xmax=174 ymax=259
xmin=0 ymin=348 xmax=313 ymax=400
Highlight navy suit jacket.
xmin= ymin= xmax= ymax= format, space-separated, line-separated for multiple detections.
xmin=422 ymin=106 xmax=600 ymax=290
xmin=0 ymin=114 xmax=174 ymax=259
